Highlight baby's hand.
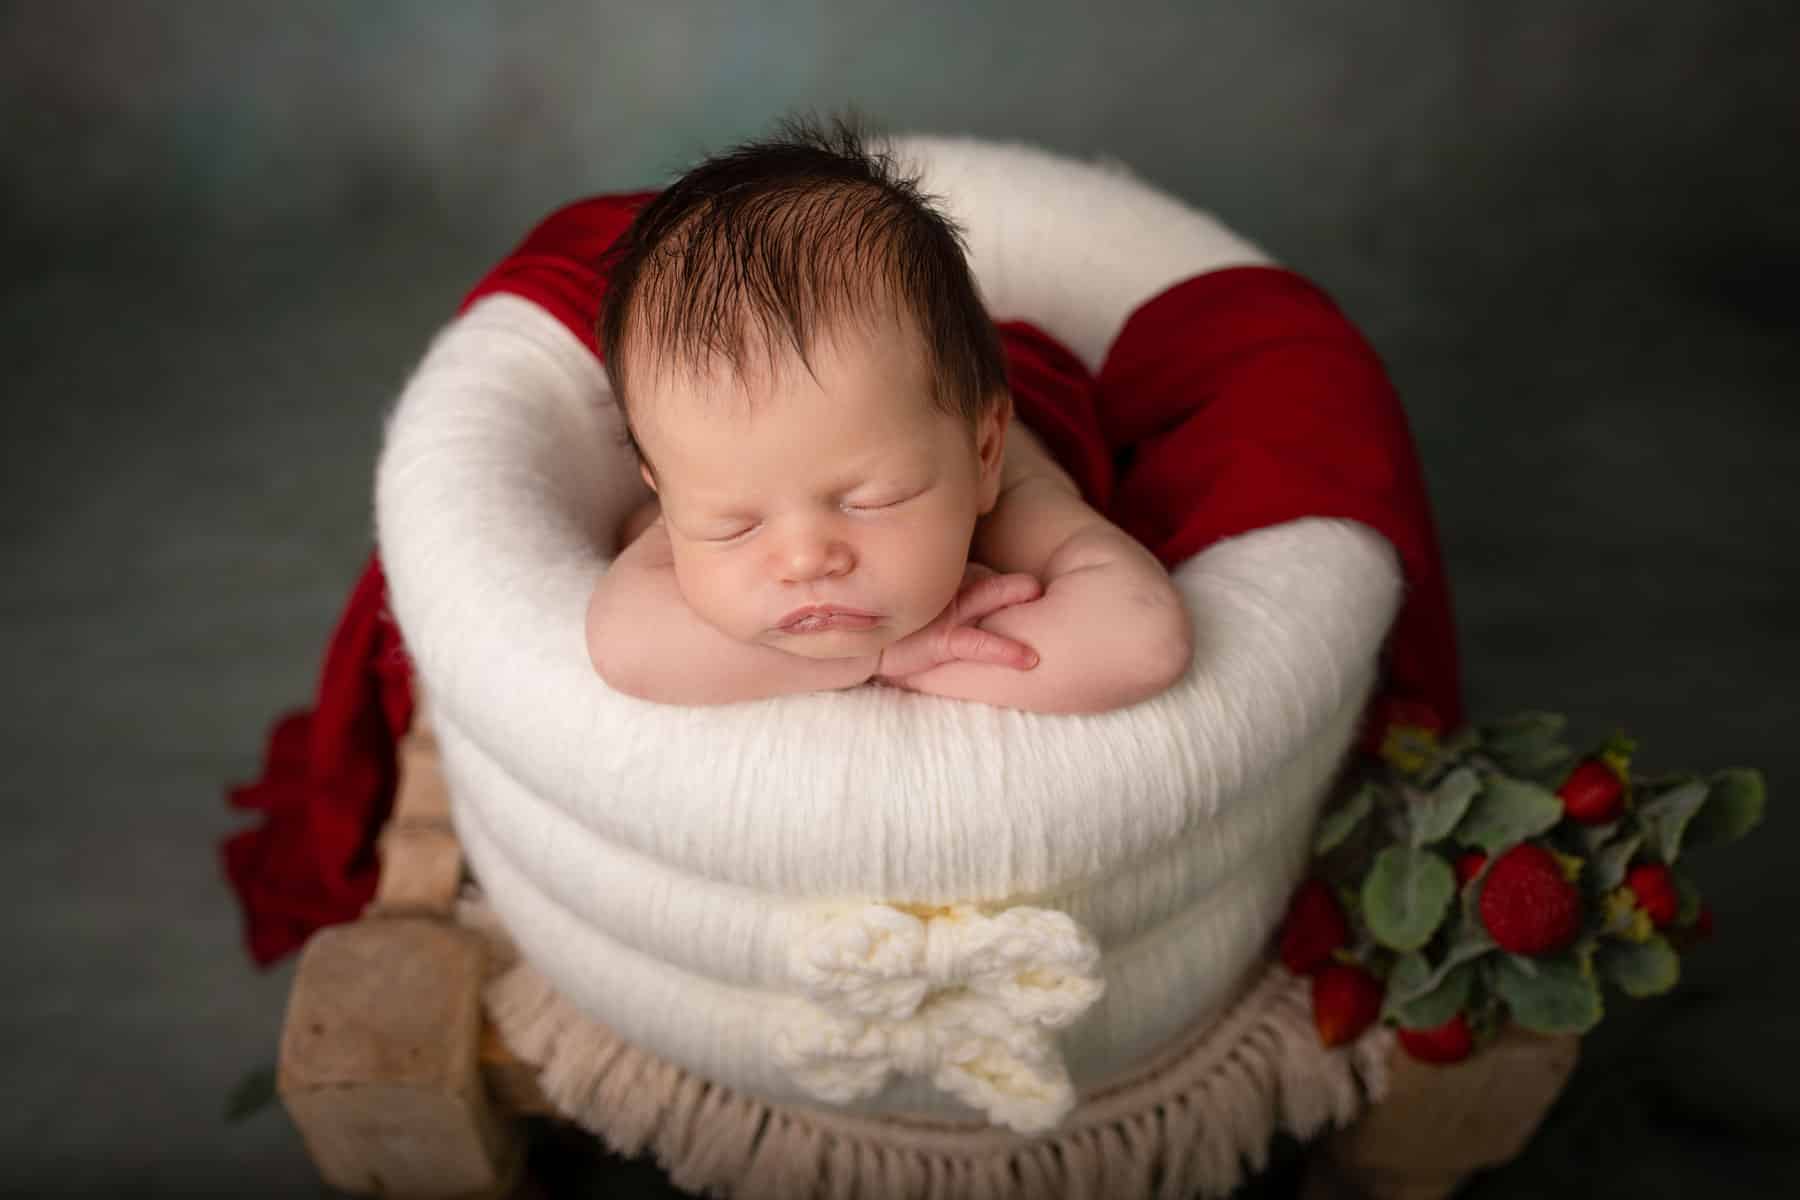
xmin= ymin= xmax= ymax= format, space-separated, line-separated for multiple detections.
xmin=873 ymin=563 xmax=1042 ymax=683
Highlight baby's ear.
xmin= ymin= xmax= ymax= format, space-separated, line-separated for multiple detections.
xmin=639 ymin=462 xmax=658 ymax=494
xmin=979 ymin=388 xmax=1011 ymax=449
xmin=976 ymin=392 xmax=1010 ymax=512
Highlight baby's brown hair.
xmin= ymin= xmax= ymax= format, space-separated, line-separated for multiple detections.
xmin=598 ymin=114 xmax=1007 ymax=474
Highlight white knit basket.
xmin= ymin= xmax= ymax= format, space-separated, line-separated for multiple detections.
xmin=374 ymin=135 xmax=1403 ymax=1159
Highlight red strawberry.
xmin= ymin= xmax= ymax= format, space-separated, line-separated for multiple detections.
xmin=1453 ymin=851 xmax=1488 ymax=889
xmin=1559 ymin=760 xmax=1626 ymax=825
xmin=1624 ymin=863 xmax=1679 ymax=928
xmin=1312 ymin=963 xmax=1384 ymax=1047
xmin=1278 ymin=878 xmax=1350 ymax=975
xmin=1396 ymin=1011 xmax=1475 ymax=1064
xmin=1477 ymin=843 xmax=1583 ymax=956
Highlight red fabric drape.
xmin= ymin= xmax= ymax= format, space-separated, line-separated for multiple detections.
xmin=222 ymin=195 xmax=1461 ymax=964
xmin=1094 ymin=267 xmax=1462 ymax=733
xmin=222 ymin=556 xmax=415 ymax=964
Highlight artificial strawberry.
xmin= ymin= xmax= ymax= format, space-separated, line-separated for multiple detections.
xmin=1453 ymin=850 xmax=1488 ymax=889
xmin=1396 ymin=1011 xmax=1475 ymax=1064
xmin=1279 ymin=878 xmax=1350 ymax=975
xmin=1559 ymin=759 xmax=1626 ymax=825
xmin=1624 ymin=862 xmax=1680 ymax=928
xmin=1477 ymin=843 xmax=1583 ymax=956
xmin=1312 ymin=963 xmax=1384 ymax=1047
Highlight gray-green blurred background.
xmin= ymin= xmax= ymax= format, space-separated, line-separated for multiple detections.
xmin=4 ymin=2 xmax=1795 ymax=1196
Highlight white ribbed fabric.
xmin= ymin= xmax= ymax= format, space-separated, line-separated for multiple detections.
xmin=373 ymin=136 xmax=1402 ymax=1132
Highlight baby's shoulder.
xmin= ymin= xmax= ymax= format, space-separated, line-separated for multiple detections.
xmin=998 ymin=421 xmax=1081 ymax=499
xmin=975 ymin=429 xmax=1107 ymax=578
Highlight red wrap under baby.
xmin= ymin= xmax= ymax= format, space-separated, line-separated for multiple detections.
xmin=223 ymin=194 xmax=1462 ymax=966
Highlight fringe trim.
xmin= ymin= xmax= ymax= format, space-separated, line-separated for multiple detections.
xmin=460 ymin=896 xmax=1390 ymax=1200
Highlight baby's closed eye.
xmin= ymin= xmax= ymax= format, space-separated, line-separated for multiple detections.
xmin=698 ymin=489 xmax=925 ymax=542
xmin=850 ymin=492 xmax=914 ymax=510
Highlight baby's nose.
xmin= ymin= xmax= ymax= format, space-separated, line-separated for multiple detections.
xmin=776 ymin=529 xmax=854 ymax=580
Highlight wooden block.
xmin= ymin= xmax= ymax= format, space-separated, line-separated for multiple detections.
xmin=1340 ymin=1026 xmax=1579 ymax=1170
xmin=1303 ymin=1026 xmax=1579 ymax=1200
xmin=393 ymin=731 xmax=452 ymax=826
xmin=410 ymin=692 xmax=437 ymax=747
xmin=370 ymin=822 xmax=465 ymax=917
xmin=479 ymin=1022 xmax=553 ymax=1117
xmin=279 ymin=918 xmax=521 ymax=1198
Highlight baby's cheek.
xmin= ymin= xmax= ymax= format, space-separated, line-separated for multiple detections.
xmin=902 ymin=552 xmax=972 ymax=629
xmin=673 ymin=561 xmax=754 ymax=637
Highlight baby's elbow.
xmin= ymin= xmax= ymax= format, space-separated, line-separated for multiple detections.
xmin=589 ymin=637 xmax=635 ymax=696
xmin=586 ymin=587 xmax=642 ymax=697
xmin=590 ymin=634 xmax=662 ymax=702
xmin=1135 ymin=597 xmax=1194 ymax=695
xmin=1138 ymin=635 xmax=1192 ymax=698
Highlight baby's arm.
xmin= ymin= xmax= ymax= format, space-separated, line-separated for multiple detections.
xmin=588 ymin=513 xmax=1040 ymax=705
xmin=888 ymin=472 xmax=1194 ymax=714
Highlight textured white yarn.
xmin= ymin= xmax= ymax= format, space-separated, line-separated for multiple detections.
xmin=440 ymin=645 xmax=1360 ymax=989
xmin=447 ymin=690 xmax=1366 ymax=1123
xmin=373 ymin=136 xmax=1405 ymax=1131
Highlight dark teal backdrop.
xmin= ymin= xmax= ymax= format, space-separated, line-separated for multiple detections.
xmin=3 ymin=3 xmax=1794 ymax=1195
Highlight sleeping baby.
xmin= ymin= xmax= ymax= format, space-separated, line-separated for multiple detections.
xmin=586 ymin=119 xmax=1193 ymax=713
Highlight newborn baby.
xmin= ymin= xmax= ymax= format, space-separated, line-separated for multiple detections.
xmin=587 ymin=120 xmax=1193 ymax=713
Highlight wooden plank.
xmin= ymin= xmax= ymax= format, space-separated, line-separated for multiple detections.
xmin=392 ymin=730 xmax=452 ymax=826
xmin=370 ymin=822 xmax=465 ymax=917
xmin=368 ymin=696 xmax=462 ymax=917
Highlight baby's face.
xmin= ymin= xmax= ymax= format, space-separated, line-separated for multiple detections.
xmin=630 ymin=319 xmax=1006 ymax=659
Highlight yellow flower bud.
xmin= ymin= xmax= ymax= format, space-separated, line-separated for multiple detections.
xmin=1550 ymin=850 xmax=1584 ymax=883
xmin=1603 ymin=887 xmax=1654 ymax=943
xmin=1381 ymin=724 xmax=1438 ymax=775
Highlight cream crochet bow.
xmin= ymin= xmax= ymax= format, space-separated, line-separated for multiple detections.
xmin=772 ymin=902 xmax=1105 ymax=1133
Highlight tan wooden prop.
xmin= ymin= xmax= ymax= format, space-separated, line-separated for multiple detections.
xmin=277 ymin=700 xmax=531 ymax=1197
xmin=1302 ymin=1026 xmax=1580 ymax=1200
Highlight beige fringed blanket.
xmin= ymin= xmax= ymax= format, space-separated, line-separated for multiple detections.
xmin=460 ymin=893 xmax=1391 ymax=1200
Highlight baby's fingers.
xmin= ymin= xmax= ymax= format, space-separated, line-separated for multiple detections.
xmin=955 ymin=571 xmax=1042 ymax=622
xmin=945 ymin=624 xmax=1039 ymax=670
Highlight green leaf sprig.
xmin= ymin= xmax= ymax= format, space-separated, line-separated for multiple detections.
xmin=1308 ymin=710 xmax=1764 ymax=1049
